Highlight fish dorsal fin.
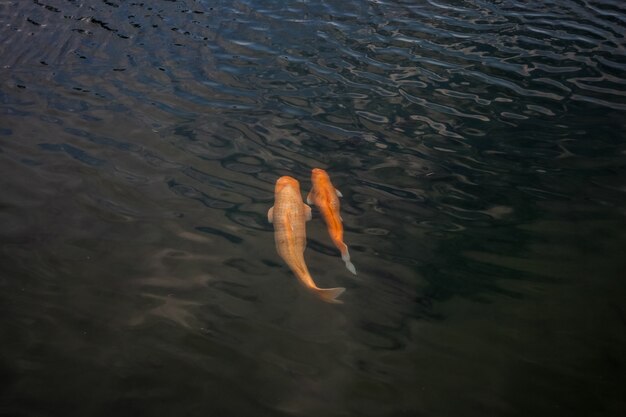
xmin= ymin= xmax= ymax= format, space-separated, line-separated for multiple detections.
xmin=285 ymin=211 xmax=295 ymax=234
xmin=267 ymin=207 xmax=274 ymax=223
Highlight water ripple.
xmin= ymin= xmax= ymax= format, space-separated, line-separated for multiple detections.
xmin=2 ymin=0 xmax=626 ymax=414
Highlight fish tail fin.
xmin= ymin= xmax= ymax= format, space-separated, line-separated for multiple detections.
xmin=340 ymin=245 xmax=357 ymax=275
xmin=316 ymin=287 xmax=346 ymax=304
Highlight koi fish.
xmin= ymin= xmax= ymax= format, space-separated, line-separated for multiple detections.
xmin=307 ymin=168 xmax=357 ymax=275
xmin=268 ymin=176 xmax=346 ymax=304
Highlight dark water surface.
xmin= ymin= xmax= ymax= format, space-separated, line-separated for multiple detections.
xmin=1 ymin=0 xmax=626 ymax=416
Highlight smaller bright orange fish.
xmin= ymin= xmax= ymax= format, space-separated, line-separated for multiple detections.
xmin=307 ymin=168 xmax=357 ymax=275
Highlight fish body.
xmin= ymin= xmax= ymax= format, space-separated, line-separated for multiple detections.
xmin=307 ymin=168 xmax=357 ymax=275
xmin=268 ymin=176 xmax=345 ymax=304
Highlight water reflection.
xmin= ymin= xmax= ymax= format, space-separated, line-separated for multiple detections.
xmin=1 ymin=0 xmax=625 ymax=415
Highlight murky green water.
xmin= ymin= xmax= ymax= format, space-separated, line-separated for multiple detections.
xmin=1 ymin=0 xmax=625 ymax=416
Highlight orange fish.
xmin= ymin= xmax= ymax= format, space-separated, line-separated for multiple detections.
xmin=268 ymin=176 xmax=345 ymax=304
xmin=307 ymin=168 xmax=357 ymax=275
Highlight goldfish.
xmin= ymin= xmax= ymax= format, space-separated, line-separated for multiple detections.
xmin=307 ymin=168 xmax=357 ymax=275
xmin=268 ymin=176 xmax=346 ymax=304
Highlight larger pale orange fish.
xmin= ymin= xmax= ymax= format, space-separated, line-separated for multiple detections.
xmin=268 ymin=176 xmax=345 ymax=304
xmin=307 ymin=168 xmax=357 ymax=275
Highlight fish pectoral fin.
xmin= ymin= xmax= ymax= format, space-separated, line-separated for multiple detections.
xmin=305 ymin=204 xmax=312 ymax=221
xmin=306 ymin=191 xmax=314 ymax=205
xmin=335 ymin=189 xmax=343 ymax=197
xmin=268 ymin=207 xmax=274 ymax=223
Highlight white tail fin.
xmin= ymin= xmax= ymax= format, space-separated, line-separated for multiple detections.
xmin=341 ymin=247 xmax=357 ymax=275
xmin=316 ymin=287 xmax=346 ymax=304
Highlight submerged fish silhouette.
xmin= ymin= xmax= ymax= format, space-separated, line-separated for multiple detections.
xmin=268 ymin=176 xmax=345 ymax=304
xmin=307 ymin=168 xmax=357 ymax=275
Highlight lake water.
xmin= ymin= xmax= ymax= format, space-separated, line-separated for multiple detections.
xmin=1 ymin=0 xmax=625 ymax=416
